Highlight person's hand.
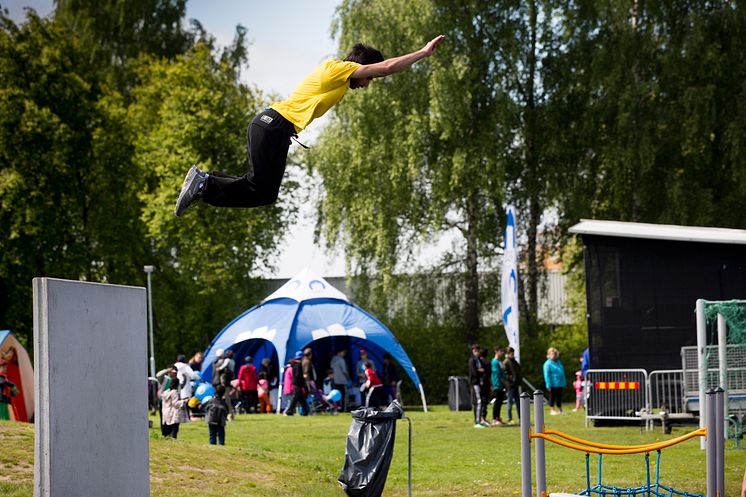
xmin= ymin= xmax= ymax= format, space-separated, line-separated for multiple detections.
xmin=421 ymin=35 xmax=445 ymax=57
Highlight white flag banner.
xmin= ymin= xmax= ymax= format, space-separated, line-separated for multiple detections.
xmin=501 ymin=205 xmax=520 ymax=362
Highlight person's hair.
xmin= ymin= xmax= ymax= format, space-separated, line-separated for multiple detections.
xmin=547 ymin=347 xmax=559 ymax=357
xmin=383 ymin=352 xmax=392 ymax=361
xmin=494 ymin=345 xmax=504 ymax=353
xmin=470 ymin=343 xmax=480 ymax=351
xmin=215 ymin=384 xmax=226 ymax=398
xmin=188 ymin=352 xmax=202 ymax=363
xmin=176 ymin=354 xmax=186 ymax=363
xmin=245 ymin=355 xmax=253 ymax=364
xmin=344 ymin=43 xmax=384 ymax=65
xmin=364 ymin=361 xmax=373 ymax=369
xmin=170 ymin=377 xmax=180 ymax=390
xmin=259 ymin=371 xmax=267 ymax=380
xmin=507 ymin=347 xmax=515 ymax=354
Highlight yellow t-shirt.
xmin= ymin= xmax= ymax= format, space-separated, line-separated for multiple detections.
xmin=271 ymin=60 xmax=361 ymax=132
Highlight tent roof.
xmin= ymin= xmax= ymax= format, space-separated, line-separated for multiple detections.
xmin=569 ymin=219 xmax=746 ymax=245
xmin=263 ymin=267 xmax=348 ymax=303
xmin=0 ymin=330 xmax=9 ymax=344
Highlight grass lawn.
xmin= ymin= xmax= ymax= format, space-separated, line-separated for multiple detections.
xmin=2 ymin=405 xmax=744 ymax=496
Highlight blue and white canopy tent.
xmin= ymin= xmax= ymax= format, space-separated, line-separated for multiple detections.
xmin=201 ymin=268 xmax=428 ymax=411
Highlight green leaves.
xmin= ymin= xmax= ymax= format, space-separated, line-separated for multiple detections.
xmin=0 ymin=9 xmax=294 ymax=360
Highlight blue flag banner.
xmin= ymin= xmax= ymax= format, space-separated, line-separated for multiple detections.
xmin=501 ymin=205 xmax=520 ymax=361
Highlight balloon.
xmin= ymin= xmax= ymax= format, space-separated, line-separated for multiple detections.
xmin=329 ymin=389 xmax=342 ymax=402
xmin=201 ymin=395 xmax=213 ymax=404
xmin=194 ymin=383 xmax=215 ymax=401
xmin=193 ymin=371 xmax=202 ymax=380
xmin=187 ymin=397 xmax=200 ymax=408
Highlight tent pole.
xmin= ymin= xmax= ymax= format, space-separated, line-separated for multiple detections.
xmin=419 ymin=384 xmax=428 ymax=413
xmin=696 ymin=298 xmax=707 ymax=450
xmin=276 ymin=365 xmax=284 ymax=415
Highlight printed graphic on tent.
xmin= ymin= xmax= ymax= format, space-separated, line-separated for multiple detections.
xmin=0 ymin=330 xmax=34 ymax=422
xmin=201 ymin=268 xmax=427 ymax=409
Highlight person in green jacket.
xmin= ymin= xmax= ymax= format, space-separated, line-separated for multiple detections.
xmin=490 ymin=345 xmax=506 ymax=425
xmin=543 ymin=347 xmax=567 ymax=415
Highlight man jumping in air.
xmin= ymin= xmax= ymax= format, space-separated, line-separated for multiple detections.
xmin=174 ymin=35 xmax=445 ymax=216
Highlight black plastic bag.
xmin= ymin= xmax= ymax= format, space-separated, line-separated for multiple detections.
xmin=338 ymin=400 xmax=404 ymax=497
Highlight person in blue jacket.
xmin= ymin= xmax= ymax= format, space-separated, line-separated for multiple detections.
xmin=543 ymin=347 xmax=567 ymax=415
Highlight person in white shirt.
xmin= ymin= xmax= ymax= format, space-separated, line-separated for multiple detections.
xmin=174 ymin=354 xmax=200 ymax=400
xmin=330 ymin=349 xmax=351 ymax=411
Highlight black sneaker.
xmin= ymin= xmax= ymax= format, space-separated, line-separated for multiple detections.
xmin=174 ymin=165 xmax=206 ymax=217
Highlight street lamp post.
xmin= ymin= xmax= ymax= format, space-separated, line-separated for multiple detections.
xmin=144 ymin=265 xmax=156 ymax=379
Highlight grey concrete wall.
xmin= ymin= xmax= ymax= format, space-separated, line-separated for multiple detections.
xmin=34 ymin=278 xmax=149 ymax=497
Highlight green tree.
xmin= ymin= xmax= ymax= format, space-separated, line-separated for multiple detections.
xmin=309 ymin=0 xmax=510 ymax=343
xmin=0 ymin=11 xmax=147 ymax=346
xmin=129 ymin=43 xmax=298 ymax=359
xmin=551 ymin=1 xmax=746 ymax=231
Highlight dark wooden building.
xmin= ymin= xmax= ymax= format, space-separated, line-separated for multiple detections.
xmin=569 ymin=220 xmax=746 ymax=372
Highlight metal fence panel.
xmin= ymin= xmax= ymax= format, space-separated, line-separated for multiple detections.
xmin=681 ymin=344 xmax=746 ymax=396
xmin=647 ymin=370 xmax=686 ymax=414
xmin=585 ymin=369 xmax=648 ymax=423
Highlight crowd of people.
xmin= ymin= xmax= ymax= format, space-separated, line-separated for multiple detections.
xmin=153 ymin=346 xmax=401 ymax=444
xmin=468 ymin=344 xmax=523 ymax=428
xmin=468 ymin=344 xmax=588 ymax=427
xmin=282 ymin=347 xmax=399 ymax=416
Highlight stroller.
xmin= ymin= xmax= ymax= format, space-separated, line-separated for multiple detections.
xmin=306 ymin=380 xmax=341 ymax=415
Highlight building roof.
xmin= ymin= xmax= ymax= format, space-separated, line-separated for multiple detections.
xmin=569 ymin=219 xmax=746 ymax=245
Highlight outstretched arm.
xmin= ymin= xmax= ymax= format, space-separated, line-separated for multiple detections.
xmin=350 ymin=35 xmax=445 ymax=79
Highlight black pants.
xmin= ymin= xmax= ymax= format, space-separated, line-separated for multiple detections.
xmin=163 ymin=423 xmax=180 ymax=439
xmin=549 ymin=387 xmax=564 ymax=409
xmin=492 ymin=388 xmax=505 ymax=420
xmin=241 ymin=389 xmax=258 ymax=413
xmin=202 ymin=108 xmax=295 ymax=207
xmin=285 ymin=385 xmax=309 ymax=416
xmin=480 ymin=382 xmax=489 ymax=420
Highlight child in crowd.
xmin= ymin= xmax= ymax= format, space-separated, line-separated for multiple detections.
xmin=161 ymin=377 xmax=189 ymax=438
xmin=362 ymin=361 xmax=384 ymax=408
xmin=282 ymin=361 xmax=294 ymax=411
xmin=323 ymin=368 xmax=335 ymax=395
xmin=257 ymin=372 xmax=271 ymax=414
xmin=573 ymin=370 xmax=584 ymax=411
xmin=203 ymin=384 xmax=229 ymax=445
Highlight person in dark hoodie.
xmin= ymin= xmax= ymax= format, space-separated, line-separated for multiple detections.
xmin=203 ymin=384 xmax=229 ymax=445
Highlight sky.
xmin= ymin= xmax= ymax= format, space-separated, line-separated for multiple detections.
xmin=4 ymin=0 xmax=349 ymax=278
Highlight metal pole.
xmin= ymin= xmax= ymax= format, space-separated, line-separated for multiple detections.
xmin=534 ymin=391 xmax=546 ymax=497
xmin=144 ymin=266 xmax=156 ymax=379
xmin=715 ymin=388 xmax=725 ymax=497
xmin=705 ymin=389 xmax=716 ymax=497
xmin=404 ymin=416 xmax=413 ymax=497
xmin=696 ymin=299 xmax=708 ymax=450
xmin=717 ymin=314 xmax=728 ymax=420
xmin=520 ymin=392 xmax=532 ymax=497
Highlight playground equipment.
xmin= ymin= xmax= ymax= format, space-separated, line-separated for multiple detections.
xmin=520 ymin=390 xmax=725 ymax=497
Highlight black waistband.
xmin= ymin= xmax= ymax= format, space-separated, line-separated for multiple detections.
xmin=261 ymin=107 xmax=295 ymax=133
